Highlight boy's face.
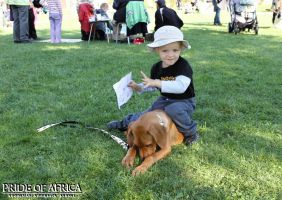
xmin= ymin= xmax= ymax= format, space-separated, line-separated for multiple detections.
xmin=102 ymin=5 xmax=108 ymax=11
xmin=156 ymin=42 xmax=182 ymax=68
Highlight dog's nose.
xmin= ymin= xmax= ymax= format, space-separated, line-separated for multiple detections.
xmin=139 ymin=155 xmax=145 ymax=162
xmin=138 ymin=157 xmax=145 ymax=165
xmin=136 ymin=149 xmax=145 ymax=163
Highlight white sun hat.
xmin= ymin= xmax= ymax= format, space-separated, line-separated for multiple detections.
xmin=147 ymin=26 xmax=191 ymax=51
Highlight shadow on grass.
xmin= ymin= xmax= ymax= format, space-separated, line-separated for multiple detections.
xmin=78 ymin=147 xmax=228 ymax=199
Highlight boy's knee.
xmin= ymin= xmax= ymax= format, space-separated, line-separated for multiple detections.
xmin=165 ymin=102 xmax=192 ymax=116
xmin=164 ymin=104 xmax=181 ymax=117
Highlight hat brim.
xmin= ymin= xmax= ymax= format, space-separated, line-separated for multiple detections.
xmin=147 ymin=39 xmax=190 ymax=51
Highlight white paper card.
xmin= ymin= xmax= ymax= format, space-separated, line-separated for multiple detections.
xmin=113 ymin=72 xmax=133 ymax=109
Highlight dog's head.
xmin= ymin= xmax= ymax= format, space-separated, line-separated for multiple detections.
xmin=125 ymin=116 xmax=169 ymax=160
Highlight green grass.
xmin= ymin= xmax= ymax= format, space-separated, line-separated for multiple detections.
xmin=0 ymin=8 xmax=281 ymax=200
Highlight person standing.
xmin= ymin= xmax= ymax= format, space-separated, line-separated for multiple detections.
xmin=78 ymin=0 xmax=94 ymax=41
xmin=47 ymin=0 xmax=62 ymax=43
xmin=112 ymin=0 xmax=128 ymax=24
xmin=154 ymin=0 xmax=183 ymax=31
xmin=176 ymin=0 xmax=181 ymax=10
xmin=6 ymin=0 xmax=30 ymax=43
xmin=212 ymin=0 xmax=222 ymax=25
xmin=272 ymin=0 xmax=281 ymax=24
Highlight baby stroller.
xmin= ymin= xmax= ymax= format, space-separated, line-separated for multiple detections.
xmin=228 ymin=0 xmax=258 ymax=34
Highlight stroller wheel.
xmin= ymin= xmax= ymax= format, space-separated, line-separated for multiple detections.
xmin=253 ymin=23 xmax=259 ymax=35
xmin=228 ymin=23 xmax=233 ymax=33
xmin=233 ymin=23 xmax=239 ymax=35
xmin=254 ymin=27 xmax=258 ymax=35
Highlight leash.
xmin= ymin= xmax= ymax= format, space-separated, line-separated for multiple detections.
xmin=37 ymin=121 xmax=128 ymax=151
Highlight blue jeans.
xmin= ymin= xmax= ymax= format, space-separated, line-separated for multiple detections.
xmin=120 ymin=96 xmax=197 ymax=138
xmin=214 ymin=7 xmax=221 ymax=24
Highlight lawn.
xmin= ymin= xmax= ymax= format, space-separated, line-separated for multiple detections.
xmin=0 ymin=6 xmax=281 ymax=200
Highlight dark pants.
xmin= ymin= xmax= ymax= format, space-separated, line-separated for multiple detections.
xmin=95 ymin=30 xmax=106 ymax=40
xmin=81 ymin=30 xmax=92 ymax=41
xmin=11 ymin=5 xmax=29 ymax=42
xmin=29 ymin=8 xmax=37 ymax=39
xmin=113 ymin=7 xmax=126 ymax=23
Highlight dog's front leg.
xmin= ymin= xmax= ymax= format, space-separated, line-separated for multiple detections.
xmin=122 ymin=147 xmax=136 ymax=169
xmin=132 ymin=147 xmax=171 ymax=176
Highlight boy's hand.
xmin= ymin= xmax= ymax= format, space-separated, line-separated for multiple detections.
xmin=128 ymin=80 xmax=142 ymax=92
xmin=141 ymin=71 xmax=161 ymax=88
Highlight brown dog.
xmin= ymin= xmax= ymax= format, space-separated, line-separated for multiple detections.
xmin=122 ymin=110 xmax=184 ymax=176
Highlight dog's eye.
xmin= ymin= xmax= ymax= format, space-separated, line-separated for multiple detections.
xmin=145 ymin=144 xmax=152 ymax=147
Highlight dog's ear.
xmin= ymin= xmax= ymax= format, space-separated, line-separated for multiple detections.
xmin=148 ymin=124 xmax=169 ymax=149
xmin=125 ymin=123 xmax=134 ymax=147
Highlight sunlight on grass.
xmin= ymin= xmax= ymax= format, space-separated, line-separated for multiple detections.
xmin=43 ymin=45 xmax=82 ymax=51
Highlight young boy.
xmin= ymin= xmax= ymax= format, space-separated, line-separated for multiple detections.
xmin=78 ymin=0 xmax=94 ymax=41
xmin=95 ymin=3 xmax=113 ymax=40
xmin=107 ymin=26 xmax=199 ymax=145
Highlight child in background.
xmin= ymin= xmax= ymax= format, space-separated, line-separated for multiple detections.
xmin=78 ymin=0 xmax=94 ymax=41
xmin=95 ymin=3 xmax=113 ymax=40
xmin=47 ymin=0 xmax=62 ymax=43
xmin=107 ymin=26 xmax=199 ymax=146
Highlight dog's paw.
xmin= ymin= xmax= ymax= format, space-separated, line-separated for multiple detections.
xmin=132 ymin=165 xmax=147 ymax=176
xmin=122 ymin=156 xmax=134 ymax=169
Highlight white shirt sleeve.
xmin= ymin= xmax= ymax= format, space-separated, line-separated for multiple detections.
xmin=161 ymin=75 xmax=191 ymax=94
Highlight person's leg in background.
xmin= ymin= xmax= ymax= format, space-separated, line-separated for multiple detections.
xmin=54 ymin=13 xmax=62 ymax=43
xmin=214 ymin=7 xmax=221 ymax=25
xmin=28 ymin=7 xmax=37 ymax=40
xmin=272 ymin=11 xmax=277 ymax=24
xmin=81 ymin=30 xmax=88 ymax=41
xmin=18 ymin=5 xmax=29 ymax=41
xmin=49 ymin=13 xmax=56 ymax=43
xmin=11 ymin=5 xmax=20 ymax=42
